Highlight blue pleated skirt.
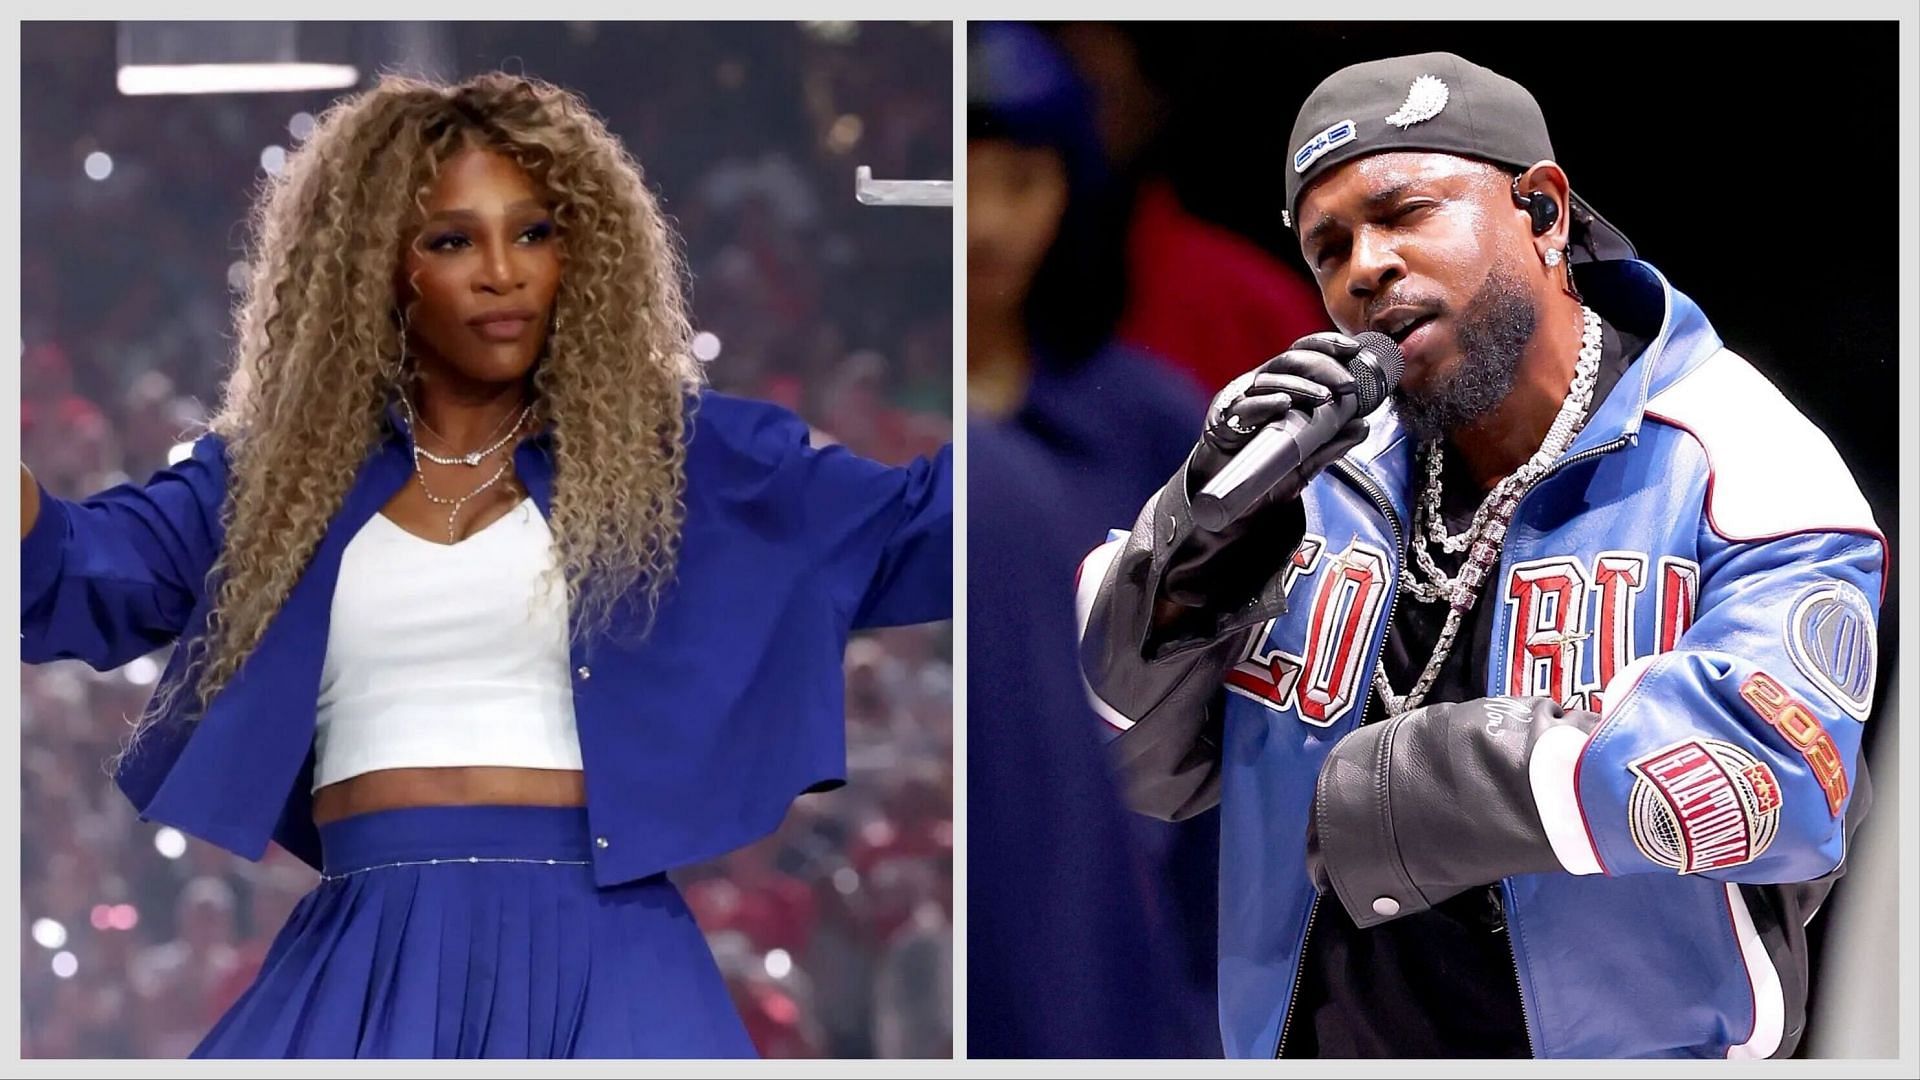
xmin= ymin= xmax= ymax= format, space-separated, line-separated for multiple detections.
xmin=193 ymin=805 xmax=756 ymax=1058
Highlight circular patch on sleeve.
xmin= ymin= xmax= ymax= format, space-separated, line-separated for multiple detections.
xmin=1628 ymin=738 xmax=1781 ymax=874
xmin=1786 ymin=581 xmax=1877 ymax=721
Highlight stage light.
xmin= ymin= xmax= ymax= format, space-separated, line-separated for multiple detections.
xmin=119 ymin=63 xmax=359 ymax=96
xmin=827 ymin=115 xmax=864 ymax=154
xmin=764 ymin=948 xmax=793 ymax=979
xmin=803 ymin=22 xmax=859 ymax=44
xmin=123 ymin=656 xmax=159 ymax=686
xmin=30 ymin=918 xmax=66 ymax=950
xmin=116 ymin=23 xmax=359 ymax=97
xmin=154 ymin=827 xmax=188 ymax=859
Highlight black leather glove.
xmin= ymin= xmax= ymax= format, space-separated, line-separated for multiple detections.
xmin=1306 ymin=696 xmax=1601 ymax=928
xmin=1162 ymin=332 xmax=1372 ymax=610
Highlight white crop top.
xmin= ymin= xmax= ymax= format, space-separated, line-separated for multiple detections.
xmin=312 ymin=498 xmax=583 ymax=791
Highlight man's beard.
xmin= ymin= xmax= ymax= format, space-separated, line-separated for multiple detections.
xmin=1392 ymin=262 xmax=1538 ymax=444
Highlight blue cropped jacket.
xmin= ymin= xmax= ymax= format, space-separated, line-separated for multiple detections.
xmin=21 ymin=391 xmax=952 ymax=886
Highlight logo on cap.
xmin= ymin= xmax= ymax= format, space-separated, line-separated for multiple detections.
xmin=1293 ymin=118 xmax=1357 ymax=175
xmin=1384 ymin=75 xmax=1449 ymax=129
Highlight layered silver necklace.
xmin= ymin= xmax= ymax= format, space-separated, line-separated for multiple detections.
xmin=399 ymin=395 xmax=534 ymax=542
xmin=1373 ymin=305 xmax=1603 ymax=717
xmin=408 ymin=397 xmax=530 ymax=467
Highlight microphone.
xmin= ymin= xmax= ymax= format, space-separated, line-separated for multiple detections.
xmin=1192 ymin=331 xmax=1405 ymax=532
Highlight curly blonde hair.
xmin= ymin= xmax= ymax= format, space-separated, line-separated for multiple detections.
xmin=156 ymin=72 xmax=701 ymax=728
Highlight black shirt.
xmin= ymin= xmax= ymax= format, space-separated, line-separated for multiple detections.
xmin=1281 ymin=315 xmax=1648 ymax=1058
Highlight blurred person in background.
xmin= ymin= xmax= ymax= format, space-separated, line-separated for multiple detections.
xmin=21 ymin=68 xmax=951 ymax=1059
xmin=129 ymin=877 xmax=243 ymax=1057
xmin=1046 ymin=21 xmax=1331 ymax=395
xmin=966 ymin=21 xmax=1219 ymax=1058
xmin=21 ymin=342 xmax=121 ymax=495
xmin=968 ymin=21 xmax=1209 ymax=562
xmin=870 ymin=857 xmax=954 ymax=1059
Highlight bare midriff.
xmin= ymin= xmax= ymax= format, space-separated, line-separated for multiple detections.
xmin=312 ymin=766 xmax=586 ymax=826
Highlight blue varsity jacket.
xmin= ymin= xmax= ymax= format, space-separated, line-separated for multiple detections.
xmin=21 ymin=390 xmax=952 ymax=887
xmin=1077 ymin=260 xmax=1887 ymax=1058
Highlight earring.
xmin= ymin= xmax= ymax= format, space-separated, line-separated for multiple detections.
xmin=1543 ymin=247 xmax=1563 ymax=268
xmin=395 ymin=310 xmax=412 ymax=366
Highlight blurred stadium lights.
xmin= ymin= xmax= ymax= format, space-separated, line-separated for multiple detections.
xmin=115 ymin=22 xmax=459 ymax=97
xmin=765 ymin=948 xmax=794 ymax=979
xmin=92 ymin=903 xmax=140 ymax=931
xmin=153 ymin=828 xmax=188 ymax=860
xmin=802 ymin=21 xmax=860 ymax=44
xmin=118 ymin=62 xmax=360 ymax=97
xmin=116 ymin=22 xmax=358 ymax=96
xmin=827 ymin=114 xmax=864 ymax=154
xmin=122 ymin=655 xmax=161 ymax=687
xmin=30 ymin=919 xmax=66 ymax=950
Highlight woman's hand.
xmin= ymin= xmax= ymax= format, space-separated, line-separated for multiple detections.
xmin=22 ymin=464 xmax=39 ymax=538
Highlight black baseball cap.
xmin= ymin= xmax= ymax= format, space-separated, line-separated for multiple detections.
xmin=1283 ymin=51 xmax=1635 ymax=264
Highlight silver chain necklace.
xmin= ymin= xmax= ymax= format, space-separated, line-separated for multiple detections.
xmin=404 ymin=395 xmax=532 ymax=467
xmin=411 ymin=452 xmax=515 ymax=544
xmin=397 ymin=396 xmax=532 ymax=542
xmin=1373 ymin=305 xmax=1603 ymax=718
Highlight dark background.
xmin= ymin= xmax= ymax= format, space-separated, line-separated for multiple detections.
xmin=1136 ymin=20 xmax=1899 ymax=544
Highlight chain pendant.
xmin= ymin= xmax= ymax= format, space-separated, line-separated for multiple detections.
xmin=413 ymin=452 xmax=510 ymax=543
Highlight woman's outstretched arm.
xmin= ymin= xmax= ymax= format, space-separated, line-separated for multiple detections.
xmin=21 ymin=438 xmax=228 ymax=669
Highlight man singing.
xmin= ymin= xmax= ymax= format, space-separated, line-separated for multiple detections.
xmin=1076 ymin=52 xmax=1885 ymax=1058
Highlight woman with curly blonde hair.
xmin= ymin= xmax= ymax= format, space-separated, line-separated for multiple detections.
xmin=20 ymin=72 xmax=951 ymax=1058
